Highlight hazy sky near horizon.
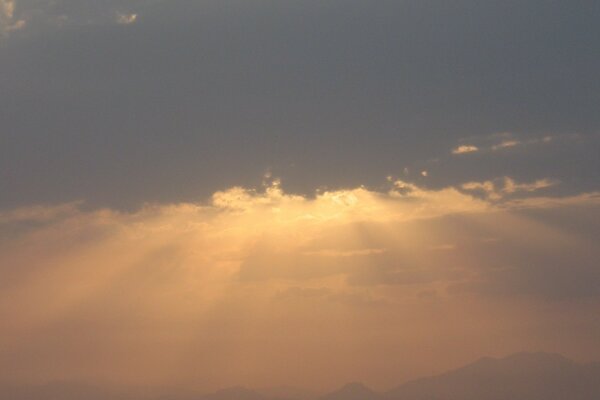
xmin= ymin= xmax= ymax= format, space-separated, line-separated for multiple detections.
xmin=1 ymin=0 xmax=600 ymax=392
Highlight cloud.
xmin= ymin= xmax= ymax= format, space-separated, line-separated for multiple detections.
xmin=451 ymin=132 xmax=567 ymax=157
xmin=502 ymin=177 xmax=556 ymax=193
xmin=0 ymin=0 xmax=14 ymax=23
xmin=0 ymin=0 xmax=25 ymax=34
xmin=461 ymin=180 xmax=498 ymax=198
xmin=0 ymin=1 xmax=142 ymax=35
xmin=116 ymin=12 xmax=137 ymax=25
xmin=491 ymin=140 xmax=520 ymax=151
xmin=0 ymin=181 xmax=599 ymax=388
xmin=461 ymin=177 xmax=558 ymax=201
xmin=1 ymin=1 xmax=599 ymax=387
xmin=452 ymin=145 xmax=479 ymax=154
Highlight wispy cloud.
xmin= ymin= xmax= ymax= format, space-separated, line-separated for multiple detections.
xmin=502 ymin=177 xmax=556 ymax=193
xmin=451 ymin=132 xmax=566 ymax=156
xmin=461 ymin=177 xmax=559 ymax=201
xmin=452 ymin=145 xmax=479 ymax=155
xmin=492 ymin=140 xmax=520 ymax=151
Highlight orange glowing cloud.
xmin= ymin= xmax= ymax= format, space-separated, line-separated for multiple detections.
xmin=0 ymin=180 xmax=599 ymax=390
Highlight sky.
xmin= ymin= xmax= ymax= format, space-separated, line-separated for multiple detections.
xmin=1 ymin=0 xmax=600 ymax=393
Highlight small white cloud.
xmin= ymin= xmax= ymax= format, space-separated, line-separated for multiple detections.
xmin=421 ymin=170 xmax=428 ymax=177
xmin=492 ymin=140 xmax=520 ymax=151
xmin=116 ymin=12 xmax=137 ymax=25
xmin=452 ymin=145 xmax=479 ymax=155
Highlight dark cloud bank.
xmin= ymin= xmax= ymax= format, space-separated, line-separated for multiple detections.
xmin=1 ymin=0 xmax=599 ymax=209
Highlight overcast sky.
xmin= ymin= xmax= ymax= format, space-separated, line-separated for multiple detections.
xmin=1 ymin=0 xmax=599 ymax=393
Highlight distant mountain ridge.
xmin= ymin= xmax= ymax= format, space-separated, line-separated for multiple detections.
xmin=256 ymin=385 xmax=318 ymax=400
xmin=320 ymin=382 xmax=382 ymax=400
xmin=2 ymin=352 xmax=599 ymax=400
xmin=386 ymin=352 xmax=600 ymax=400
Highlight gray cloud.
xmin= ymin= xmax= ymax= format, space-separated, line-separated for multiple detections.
xmin=1 ymin=0 xmax=599 ymax=209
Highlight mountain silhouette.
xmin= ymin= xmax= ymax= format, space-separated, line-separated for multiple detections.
xmin=0 ymin=381 xmax=120 ymax=400
xmin=1 ymin=352 xmax=599 ymax=400
xmin=320 ymin=382 xmax=382 ymax=400
xmin=257 ymin=386 xmax=318 ymax=400
xmin=202 ymin=387 xmax=281 ymax=400
xmin=386 ymin=352 xmax=600 ymax=400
